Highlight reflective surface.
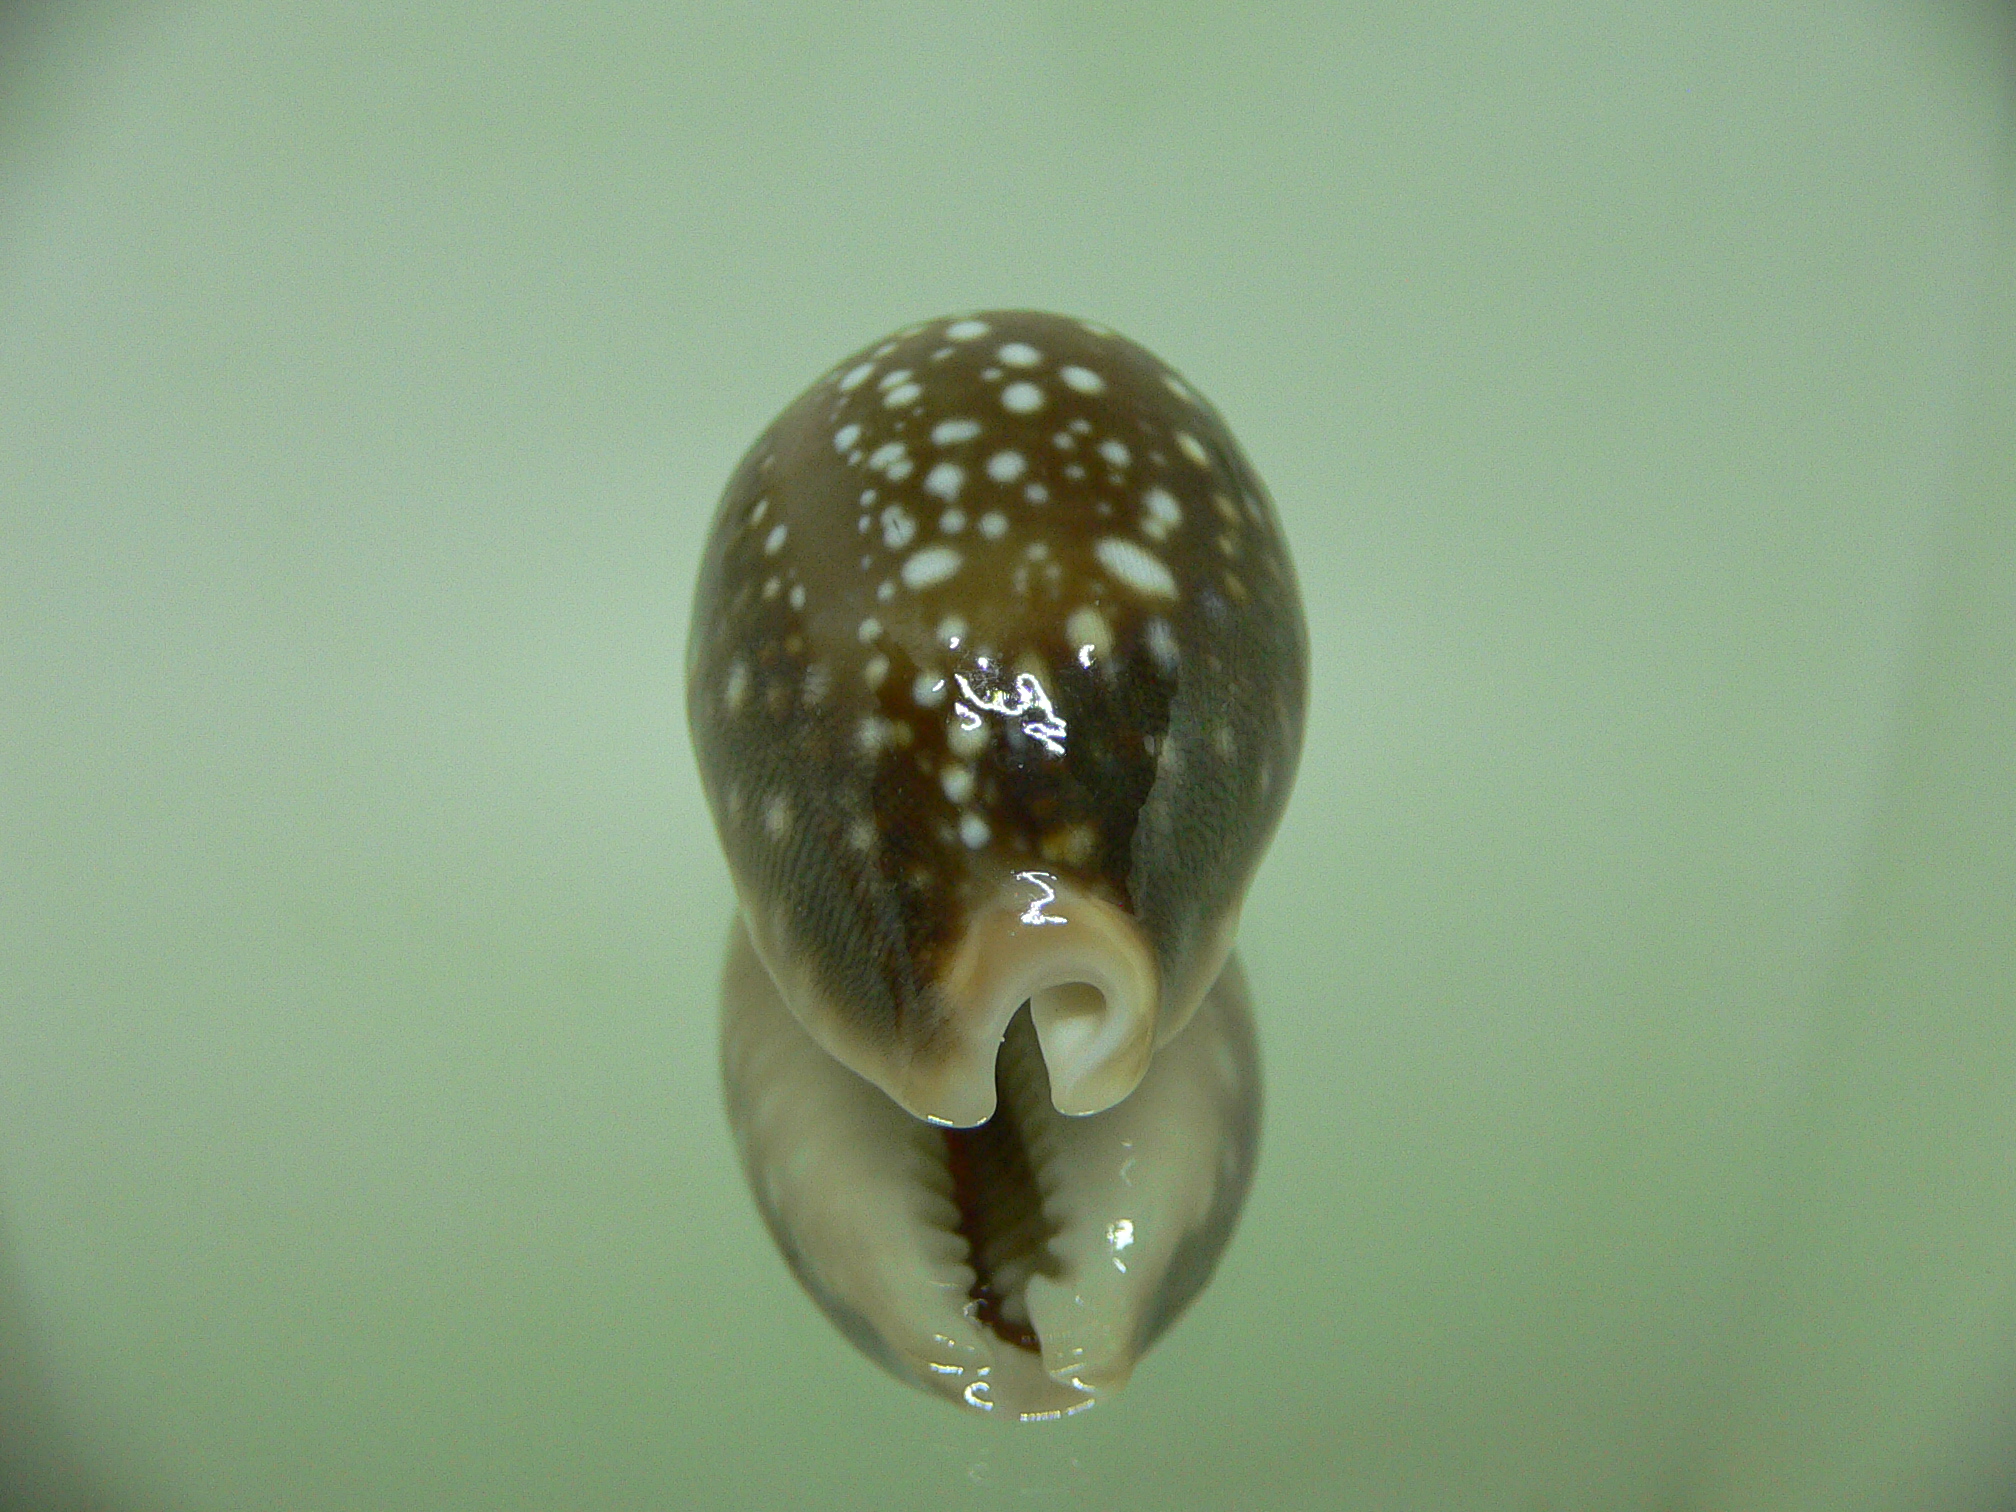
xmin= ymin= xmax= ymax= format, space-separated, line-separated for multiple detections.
xmin=1 ymin=3 xmax=2012 ymax=1508
xmin=719 ymin=920 xmax=1261 ymax=1420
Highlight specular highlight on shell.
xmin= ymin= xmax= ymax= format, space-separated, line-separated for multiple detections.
xmin=688 ymin=311 xmax=1306 ymax=1417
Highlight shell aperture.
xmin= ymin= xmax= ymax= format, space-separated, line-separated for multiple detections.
xmin=719 ymin=916 xmax=1261 ymax=1419
xmin=689 ymin=312 xmax=1305 ymax=1414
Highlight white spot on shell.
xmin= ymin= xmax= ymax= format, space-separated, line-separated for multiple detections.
xmin=901 ymin=545 xmax=964 ymax=590
xmin=946 ymin=319 xmax=989 ymax=341
xmin=762 ymin=794 xmax=791 ymax=839
xmin=855 ymin=716 xmax=892 ymax=754
xmin=1001 ymin=382 xmax=1044 ymax=414
xmin=932 ymin=418 xmax=982 ymax=445
xmin=869 ymin=440 xmax=907 ymax=472
xmin=1141 ymin=486 xmax=1183 ymax=541
xmin=838 ymin=362 xmax=875 ymax=392
xmin=998 ymin=342 xmax=1041 ymax=367
xmin=880 ymin=506 xmax=917 ymax=550
xmin=857 ymin=617 xmax=882 ymax=643
xmin=847 ymin=819 xmax=875 ymax=852
xmin=979 ymin=511 xmax=1008 ymax=540
xmin=748 ymin=498 xmax=768 ymax=525
xmin=986 ymin=450 xmax=1026 ymax=484
xmin=1176 ymin=431 xmax=1211 ymax=468
xmin=948 ymin=717 xmax=988 ymax=759
xmin=788 ymin=582 xmax=806 ymax=610
xmin=941 ymin=765 xmax=975 ymax=804
xmin=1066 ymin=606 xmax=1113 ymax=663
xmin=913 ymin=671 xmax=946 ymax=707
xmin=958 ymin=812 xmax=991 ymax=849
xmin=1144 ymin=617 xmax=1179 ymax=673
xmin=764 ymin=523 xmax=789 ymax=555
xmin=1098 ymin=439 xmax=1131 ymax=468
xmin=924 ymin=463 xmax=965 ymax=502
xmin=939 ymin=508 xmax=966 ymax=534
xmin=876 ymin=368 xmax=913 ymax=392
xmin=1095 ymin=537 xmax=1178 ymax=599
xmin=863 ymin=653 xmax=890 ymax=690
xmin=834 ymin=423 xmax=862 ymax=452
xmin=1024 ymin=483 xmax=1049 ymax=503
xmin=883 ymin=381 xmax=922 ymax=408
xmin=722 ymin=660 xmax=749 ymax=710
xmin=877 ymin=580 xmax=896 ymax=603
xmin=801 ymin=661 xmax=830 ymax=702
xmin=936 ymin=615 xmax=967 ymax=648
xmin=1060 ymin=365 xmax=1106 ymax=395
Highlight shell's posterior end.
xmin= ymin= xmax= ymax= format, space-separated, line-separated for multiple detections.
xmin=733 ymin=893 xmax=996 ymax=1129
xmin=1029 ymin=976 xmax=1155 ymax=1119
xmin=922 ymin=876 xmax=1160 ymax=1124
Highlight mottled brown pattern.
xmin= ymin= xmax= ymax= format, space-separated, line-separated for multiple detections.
xmin=688 ymin=311 xmax=1305 ymax=1065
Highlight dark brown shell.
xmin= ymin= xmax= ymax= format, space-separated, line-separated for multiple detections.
xmin=687 ymin=311 xmax=1305 ymax=1115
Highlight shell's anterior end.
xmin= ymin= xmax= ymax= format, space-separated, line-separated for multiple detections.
xmin=732 ymin=890 xmax=998 ymax=1129
xmin=935 ymin=876 xmax=1159 ymax=1121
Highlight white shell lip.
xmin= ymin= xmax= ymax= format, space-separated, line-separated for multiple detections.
xmin=718 ymin=914 xmax=1262 ymax=1422
xmin=735 ymin=872 xmax=1168 ymax=1128
xmin=922 ymin=875 xmax=1161 ymax=1124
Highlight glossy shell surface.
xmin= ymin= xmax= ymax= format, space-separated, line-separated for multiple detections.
xmin=688 ymin=312 xmax=1306 ymax=1129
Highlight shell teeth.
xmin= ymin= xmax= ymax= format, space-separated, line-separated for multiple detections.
xmin=720 ymin=915 xmax=1263 ymax=1420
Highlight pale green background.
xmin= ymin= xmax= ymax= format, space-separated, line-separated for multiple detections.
xmin=2 ymin=3 xmax=2013 ymax=1509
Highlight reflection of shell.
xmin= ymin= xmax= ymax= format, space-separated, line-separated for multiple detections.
xmin=687 ymin=312 xmax=1305 ymax=1415
xmin=720 ymin=916 xmax=1262 ymax=1420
